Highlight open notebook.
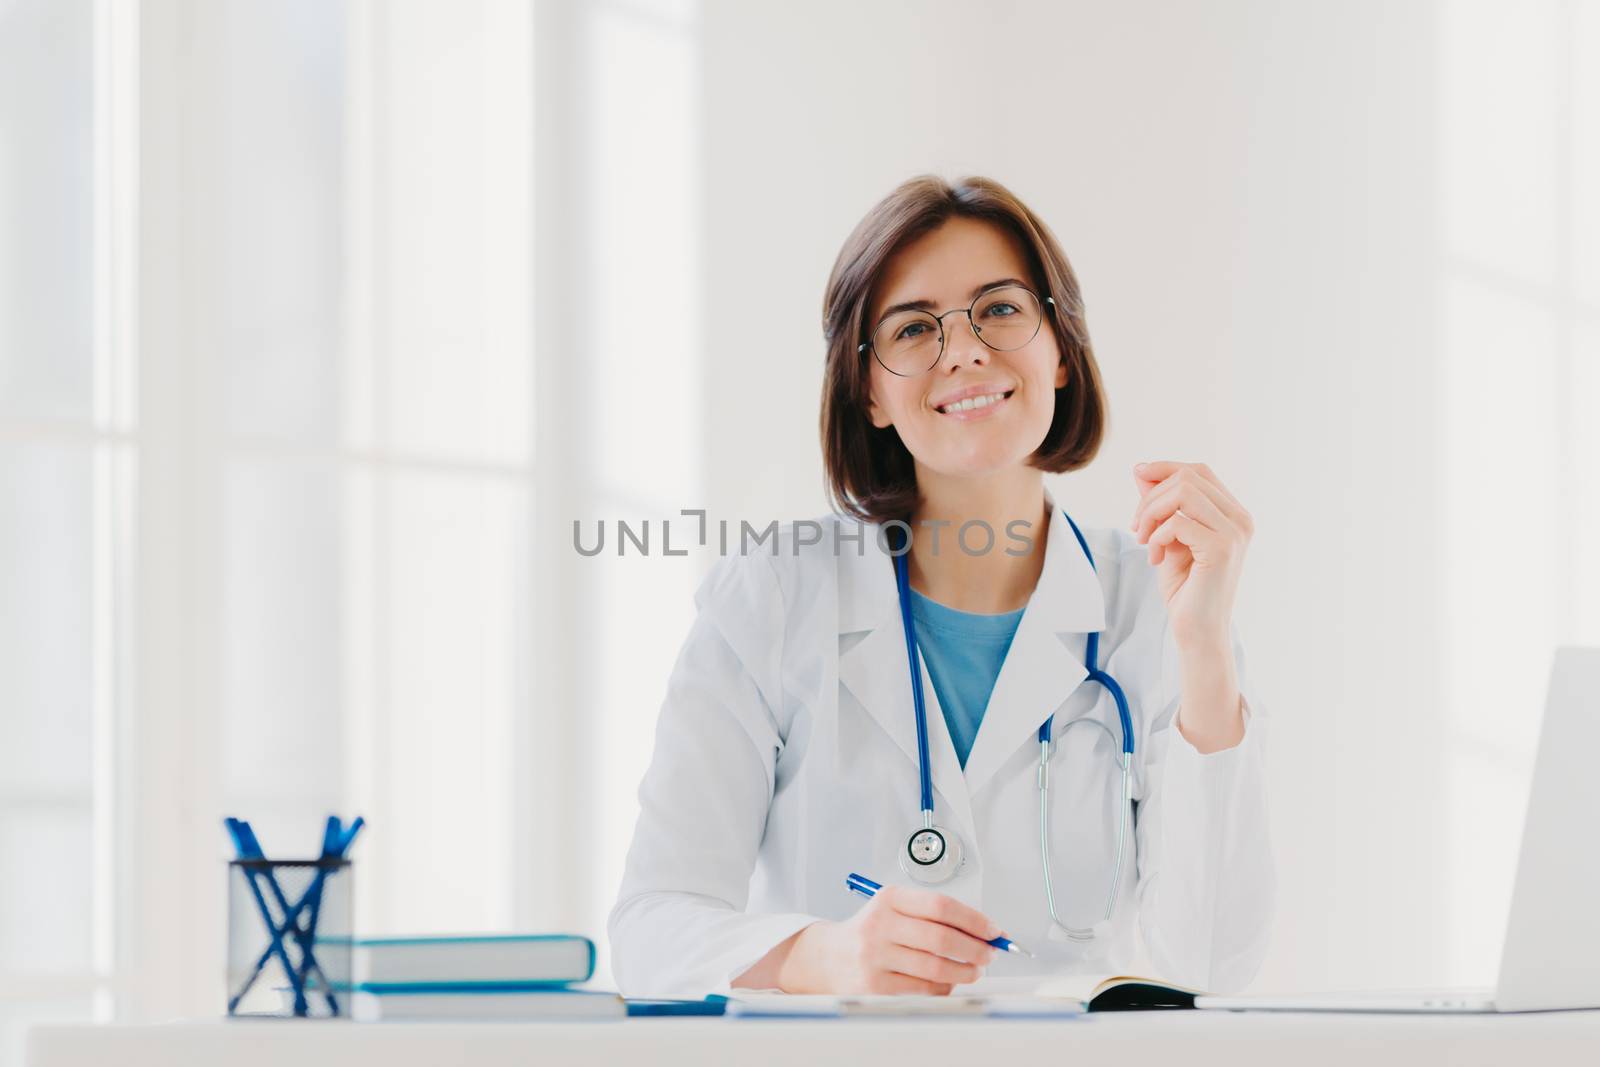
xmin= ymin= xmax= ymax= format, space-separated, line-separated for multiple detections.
xmin=1026 ymin=973 xmax=1205 ymax=1011
xmin=729 ymin=974 xmax=1205 ymax=1017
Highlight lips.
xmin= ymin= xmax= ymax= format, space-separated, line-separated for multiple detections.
xmin=934 ymin=388 xmax=1015 ymax=415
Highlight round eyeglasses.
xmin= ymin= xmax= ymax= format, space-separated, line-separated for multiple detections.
xmin=860 ymin=284 xmax=1055 ymax=377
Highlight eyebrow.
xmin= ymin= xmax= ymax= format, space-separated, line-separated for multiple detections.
xmin=875 ymin=277 xmax=1030 ymax=322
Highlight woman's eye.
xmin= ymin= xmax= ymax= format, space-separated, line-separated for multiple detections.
xmin=897 ymin=322 xmax=930 ymax=341
xmin=982 ymin=301 xmax=1019 ymax=318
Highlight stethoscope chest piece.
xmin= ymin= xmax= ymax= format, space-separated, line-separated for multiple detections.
xmin=900 ymin=823 xmax=964 ymax=884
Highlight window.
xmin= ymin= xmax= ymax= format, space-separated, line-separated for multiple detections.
xmin=0 ymin=0 xmax=127 ymax=1056
xmin=1 ymin=3 xmax=702 ymax=1054
xmin=0 ymin=0 xmax=542 ymax=1045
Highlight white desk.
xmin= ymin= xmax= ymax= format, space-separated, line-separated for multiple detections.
xmin=25 ymin=1011 xmax=1600 ymax=1067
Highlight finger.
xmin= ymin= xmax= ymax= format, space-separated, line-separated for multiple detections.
xmin=1132 ymin=459 xmax=1184 ymax=494
xmin=889 ymin=913 xmax=999 ymax=966
xmin=1147 ymin=512 xmax=1225 ymax=560
xmin=882 ymin=885 xmax=1003 ymax=942
xmin=1136 ymin=459 xmax=1219 ymax=487
xmin=1132 ymin=478 xmax=1230 ymax=545
xmin=1133 ymin=478 xmax=1226 ymax=543
xmin=880 ymin=943 xmax=985 ymax=987
xmin=1185 ymin=462 xmax=1252 ymax=531
xmin=1152 ymin=537 xmax=1191 ymax=570
xmin=1132 ymin=465 xmax=1229 ymax=522
xmin=1135 ymin=461 xmax=1251 ymax=531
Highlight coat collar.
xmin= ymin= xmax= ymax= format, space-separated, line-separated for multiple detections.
xmin=835 ymin=485 xmax=1107 ymax=805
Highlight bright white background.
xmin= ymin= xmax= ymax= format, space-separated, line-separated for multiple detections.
xmin=1 ymin=0 xmax=1597 ymax=1060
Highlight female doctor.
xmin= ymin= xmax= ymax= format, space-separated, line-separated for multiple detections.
xmin=608 ymin=174 xmax=1273 ymax=998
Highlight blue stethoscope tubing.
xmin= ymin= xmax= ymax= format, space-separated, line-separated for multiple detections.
xmin=892 ymin=510 xmax=1135 ymax=942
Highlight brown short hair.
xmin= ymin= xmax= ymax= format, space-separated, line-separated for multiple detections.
xmin=820 ymin=174 xmax=1106 ymax=524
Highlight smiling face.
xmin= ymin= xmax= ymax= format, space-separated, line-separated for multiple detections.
xmin=865 ymin=216 xmax=1068 ymax=484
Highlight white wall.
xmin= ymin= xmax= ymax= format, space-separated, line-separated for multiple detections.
xmin=684 ymin=0 xmax=1600 ymax=991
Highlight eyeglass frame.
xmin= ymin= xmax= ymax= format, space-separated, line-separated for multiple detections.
xmin=858 ymin=283 xmax=1057 ymax=377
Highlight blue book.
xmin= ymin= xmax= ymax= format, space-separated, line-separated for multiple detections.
xmin=348 ymin=934 xmax=596 ymax=987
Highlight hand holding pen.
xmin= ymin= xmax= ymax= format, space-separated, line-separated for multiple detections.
xmin=846 ymin=874 xmax=1034 ymax=959
xmin=735 ymin=871 xmax=1030 ymax=996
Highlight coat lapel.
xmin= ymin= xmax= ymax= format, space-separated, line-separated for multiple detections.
xmin=836 ymin=525 xmax=974 ymax=839
xmin=959 ymin=491 xmax=1107 ymax=798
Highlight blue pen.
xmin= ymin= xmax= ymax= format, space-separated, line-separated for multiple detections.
xmin=845 ymin=873 xmax=1035 ymax=959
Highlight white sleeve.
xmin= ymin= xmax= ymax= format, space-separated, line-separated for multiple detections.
xmin=1132 ymin=612 xmax=1275 ymax=993
xmin=606 ymin=551 xmax=821 ymax=998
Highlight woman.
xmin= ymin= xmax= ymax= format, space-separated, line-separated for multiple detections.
xmin=608 ymin=175 xmax=1273 ymax=998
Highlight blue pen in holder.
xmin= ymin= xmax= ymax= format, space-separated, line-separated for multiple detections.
xmin=225 ymin=816 xmax=361 ymax=1018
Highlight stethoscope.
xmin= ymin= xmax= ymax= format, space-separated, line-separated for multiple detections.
xmin=892 ymin=510 xmax=1135 ymax=944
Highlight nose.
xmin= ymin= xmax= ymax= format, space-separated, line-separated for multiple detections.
xmin=937 ymin=309 xmax=989 ymax=371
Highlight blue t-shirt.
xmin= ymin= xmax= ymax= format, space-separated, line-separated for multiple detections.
xmin=908 ymin=588 xmax=1026 ymax=769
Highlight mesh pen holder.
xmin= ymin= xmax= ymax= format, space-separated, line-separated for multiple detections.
xmin=226 ymin=858 xmax=353 ymax=1018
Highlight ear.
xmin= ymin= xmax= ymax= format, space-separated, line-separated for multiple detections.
xmin=867 ymin=387 xmax=893 ymax=429
xmin=1054 ymin=354 xmax=1069 ymax=390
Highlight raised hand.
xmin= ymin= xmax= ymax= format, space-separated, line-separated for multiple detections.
xmin=1126 ymin=460 xmax=1252 ymax=750
xmin=1129 ymin=460 xmax=1254 ymax=655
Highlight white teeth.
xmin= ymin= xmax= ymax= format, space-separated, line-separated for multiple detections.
xmin=939 ymin=391 xmax=1007 ymax=414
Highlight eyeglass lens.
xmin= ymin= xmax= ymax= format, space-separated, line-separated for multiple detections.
xmin=871 ymin=285 xmax=1043 ymax=376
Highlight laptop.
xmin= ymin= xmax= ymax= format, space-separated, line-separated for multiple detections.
xmin=1197 ymin=647 xmax=1600 ymax=1014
